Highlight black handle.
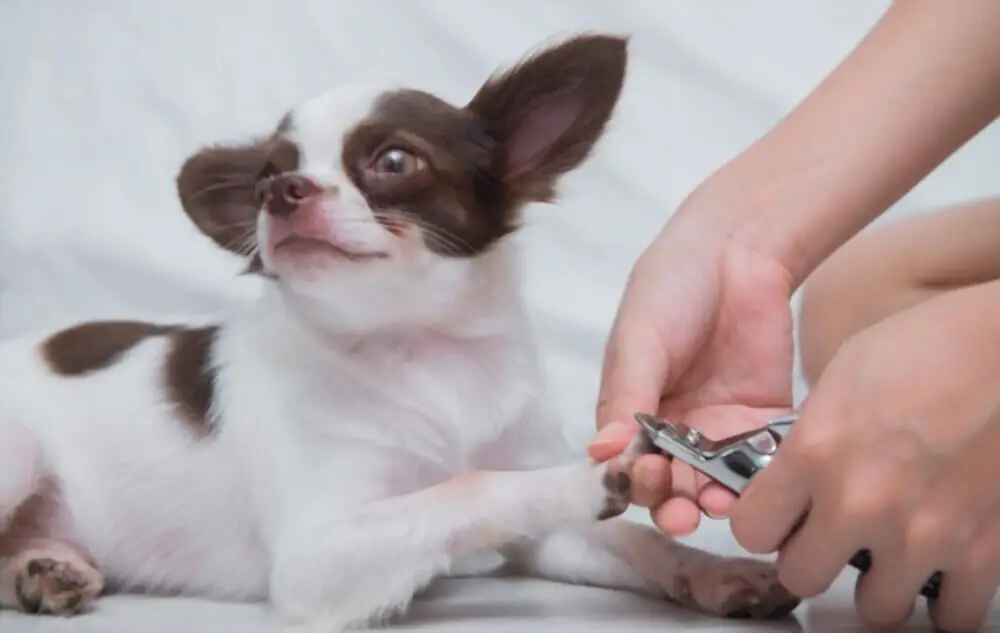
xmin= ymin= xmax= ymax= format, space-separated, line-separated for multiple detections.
xmin=720 ymin=452 xmax=942 ymax=599
xmin=848 ymin=549 xmax=941 ymax=600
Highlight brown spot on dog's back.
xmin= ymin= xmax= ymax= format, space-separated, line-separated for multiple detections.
xmin=43 ymin=321 xmax=176 ymax=376
xmin=164 ymin=326 xmax=219 ymax=438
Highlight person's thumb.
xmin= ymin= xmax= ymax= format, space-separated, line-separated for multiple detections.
xmin=590 ymin=304 xmax=670 ymax=459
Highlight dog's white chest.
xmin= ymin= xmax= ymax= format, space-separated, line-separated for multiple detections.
xmin=261 ymin=330 xmax=540 ymax=476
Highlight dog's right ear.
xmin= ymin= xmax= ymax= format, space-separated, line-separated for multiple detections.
xmin=465 ymin=34 xmax=628 ymax=205
xmin=175 ymin=138 xmax=273 ymax=263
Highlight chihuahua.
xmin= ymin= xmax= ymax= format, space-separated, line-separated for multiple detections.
xmin=0 ymin=34 xmax=799 ymax=630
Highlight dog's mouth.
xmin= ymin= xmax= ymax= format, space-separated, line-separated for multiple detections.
xmin=273 ymin=236 xmax=389 ymax=262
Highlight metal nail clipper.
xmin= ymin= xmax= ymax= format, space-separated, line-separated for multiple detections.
xmin=634 ymin=412 xmax=943 ymax=600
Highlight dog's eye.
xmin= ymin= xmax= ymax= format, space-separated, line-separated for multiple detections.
xmin=371 ymin=148 xmax=424 ymax=177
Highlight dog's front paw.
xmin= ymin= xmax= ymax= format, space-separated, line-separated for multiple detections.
xmin=13 ymin=553 xmax=104 ymax=616
xmin=596 ymin=467 xmax=632 ymax=520
xmin=595 ymin=428 xmax=657 ymax=520
xmin=667 ymin=556 xmax=800 ymax=620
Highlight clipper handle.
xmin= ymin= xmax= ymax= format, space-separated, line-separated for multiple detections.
xmin=720 ymin=450 xmax=768 ymax=482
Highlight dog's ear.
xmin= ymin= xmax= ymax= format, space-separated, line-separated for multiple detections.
xmin=175 ymin=138 xmax=273 ymax=268
xmin=466 ymin=34 xmax=628 ymax=203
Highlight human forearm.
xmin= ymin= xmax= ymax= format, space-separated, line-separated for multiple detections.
xmin=677 ymin=0 xmax=1000 ymax=287
xmin=798 ymin=196 xmax=1000 ymax=381
xmin=899 ymin=275 xmax=1000 ymax=379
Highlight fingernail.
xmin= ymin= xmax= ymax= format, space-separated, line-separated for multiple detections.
xmin=591 ymin=420 xmax=631 ymax=445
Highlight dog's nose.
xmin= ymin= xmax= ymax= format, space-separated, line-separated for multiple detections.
xmin=267 ymin=174 xmax=323 ymax=218
xmin=279 ymin=174 xmax=321 ymax=203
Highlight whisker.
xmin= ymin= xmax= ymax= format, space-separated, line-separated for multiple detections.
xmin=188 ymin=176 xmax=258 ymax=202
xmin=225 ymin=227 xmax=260 ymax=258
xmin=371 ymin=209 xmax=469 ymax=255
xmin=398 ymin=215 xmax=472 ymax=255
xmin=237 ymin=236 xmax=259 ymax=259
xmin=225 ymin=216 xmax=261 ymax=230
xmin=206 ymin=208 xmax=476 ymax=259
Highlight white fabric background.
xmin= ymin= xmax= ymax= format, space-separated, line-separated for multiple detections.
xmin=1 ymin=2 xmax=999 ymax=631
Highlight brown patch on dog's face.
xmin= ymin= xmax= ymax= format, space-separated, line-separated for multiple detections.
xmin=175 ymin=33 xmax=629 ymax=265
xmin=42 ymin=321 xmax=177 ymax=376
xmin=341 ymin=90 xmax=507 ymax=256
xmin=337 ymin=33 xmax=630 ymax=257
xmin=164 ymin=326 xmax=219 ymax=438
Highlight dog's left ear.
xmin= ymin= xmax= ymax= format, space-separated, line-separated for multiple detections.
xmin=176 ymin=130 xmax=299 ymax=273
xmin=175 ymin=138 xmax=272 ymax=259
xmin=466 ymin=33 xmax=628 ymax=203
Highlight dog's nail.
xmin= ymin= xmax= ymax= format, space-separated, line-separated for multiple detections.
xmin=614 ymin=471 xmax=631 ymax=494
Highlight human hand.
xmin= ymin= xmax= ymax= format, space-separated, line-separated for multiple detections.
xmin=731 ymin=279 xmax=1000 ymax=631
xmin=589 ymin=211 xmax=795 ymax=536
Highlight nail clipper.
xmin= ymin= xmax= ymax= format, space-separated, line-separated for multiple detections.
xmin=633 ymin=412 xmax=942 ymax=600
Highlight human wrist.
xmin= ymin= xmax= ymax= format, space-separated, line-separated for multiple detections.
xmin=673 ymin=1 xmax=1000 ymax=288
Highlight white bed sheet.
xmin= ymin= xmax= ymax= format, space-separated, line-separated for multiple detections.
xmin=1 ymin=2 xmax=999 ymax=631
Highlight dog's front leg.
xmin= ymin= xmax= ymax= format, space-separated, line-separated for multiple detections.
xmin=482 ymin=408 xmax=801 ymax=622
xmin=268 ymin=461 xmax=632 ymax=632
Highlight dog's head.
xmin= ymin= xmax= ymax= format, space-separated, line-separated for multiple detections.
xmin=177 ymin=34 xmax=628 ymax=333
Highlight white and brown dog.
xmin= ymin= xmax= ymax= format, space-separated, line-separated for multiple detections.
xmin=0 ymin=34 xmax=799 ymax=630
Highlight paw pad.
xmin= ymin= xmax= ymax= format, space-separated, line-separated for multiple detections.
xmin=14 ymin=556 xmax=102 ymax=616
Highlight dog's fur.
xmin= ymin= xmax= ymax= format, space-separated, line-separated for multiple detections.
xmin=0 ymin=34 xmax=800 ymax=630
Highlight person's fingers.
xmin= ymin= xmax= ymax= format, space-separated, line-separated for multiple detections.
xmin=728 ymin=403 xmax=819 ymax=554
xmin=853 ymin=472 xmax=991 ymax=627
xmin=586 ymin=420 xmax=635 ymax=462
xmin=698 ymin=484 xmax=738 ymax=518
xmin=776 ymin=447 xmax=917 ymax=600
xmin=645 ymin=461 xmax=702 ymax=536
xmin=630 ymin=454 xmax=672 ymax=508
xmin=865 ymin=418 xmax=1000 ymax=630
xmin=652 ymin=497 xmax=701 ymax=536
xmin=668 ymin=460 xmax=699 ymax=505
xmin=930 ymin=509 xmax=1000 ymax=633
xmin=596 ymin=300 xmax=671 ymax=430
xmin=923 ymin=431 xmax=1000 ymax=632
xmin=772 ymin=504 xmax=859 ymax=599
xmin=729 ymin=453 xmax=810 ymax=554
xmin=851 ymin=542 xmax=920 ymax=628
xmin=587 ymin=420 xmax=673 ymax=507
